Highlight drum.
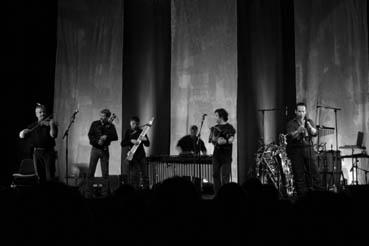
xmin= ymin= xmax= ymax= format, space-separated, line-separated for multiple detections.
xmin=317 ymin=150 xmax=342 ymax=172
xmin=317 ymin=150 xmax=342 ymax=188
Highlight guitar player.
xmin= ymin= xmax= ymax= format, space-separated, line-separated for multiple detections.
xmin=121 ymin=116 xmax=150 ymax=189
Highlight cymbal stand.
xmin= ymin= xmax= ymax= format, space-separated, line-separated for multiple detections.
xmin=350 ymin=160 xmax=369 ymax=185
xmin=357 ymin=167 xmax=369 ymax=184
xmin=349 ymin=148 xmax=359 ymax=185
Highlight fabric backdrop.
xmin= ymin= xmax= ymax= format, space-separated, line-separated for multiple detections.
xmin=54 ymin=0 xmax=123 ymax=180
xmin=294 ymin=0 xmax=369 ymax=184
xmin=237 ymin=0 xmax=296 ymax=182
xmin=170 ymin=0 xmax=238 ymax=180
xmin=121 ymin=0 xmax=171 ymax=174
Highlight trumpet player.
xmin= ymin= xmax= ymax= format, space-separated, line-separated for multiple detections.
xmin=286 ymin=102 xmax=321 ymax=198
xmin=19 ymin=103 xmax=58 ymax=183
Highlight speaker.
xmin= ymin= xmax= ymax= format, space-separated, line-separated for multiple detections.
xmin=78 ymin=175 xmax=121 ymax=198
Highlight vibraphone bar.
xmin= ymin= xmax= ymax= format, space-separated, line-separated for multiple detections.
xmin=147 ymin=155 xmax=213 ymax=186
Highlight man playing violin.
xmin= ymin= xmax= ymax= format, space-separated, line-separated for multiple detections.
xmin=87 ymin=109 xmax=118 ymax=195
xmin=209 ymin=108 xmax=236 ymax=194
xmin=121 ymin=116 xmax=150 ymax=189
xmin=286 ymin=102 xmax=322 ymax=197
xmin=19 ymin=104 xmax=58 ymax=183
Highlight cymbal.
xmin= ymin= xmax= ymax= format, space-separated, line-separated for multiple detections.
xmin=341 ymin=153 xmax=369 ymax=159
xmin=339 ymin=145 xmax=366 ymax=150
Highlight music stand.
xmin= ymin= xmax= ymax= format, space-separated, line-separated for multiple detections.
xmin=62 ymin=110 xmax=78 ymax=185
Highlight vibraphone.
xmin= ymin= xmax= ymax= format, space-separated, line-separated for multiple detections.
xmin=147 ymin=155 xmax=213 ymax=186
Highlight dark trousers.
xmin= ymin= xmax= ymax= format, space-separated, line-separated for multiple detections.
xmin=33 ymin=149 xmax=56 ymax=183
xmin=88 ymin=147 xmax=109 ymax=193
xmin=212 ymin=150 xmax=232 ymax=194
xmin=287 ymin=146 xmax=321 ymax=197
xmin=128 ymin=157 xmax=148 ymax=189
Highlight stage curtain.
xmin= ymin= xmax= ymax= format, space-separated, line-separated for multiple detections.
xmin=170 ymin=0 xmax=238 ymax=181
xmin=294 ymin=0 xmax=369 ymax=184
xmin=122 ymin=0 xmax=171 ymax=174
xmin=54 ymin=0 xmax=123 ymax=180
xmin=237 ymin=0 xmax=296 ymax=183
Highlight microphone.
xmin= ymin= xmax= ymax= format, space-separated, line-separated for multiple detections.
xmin=203 ymin=113 xmax=207 ymax=116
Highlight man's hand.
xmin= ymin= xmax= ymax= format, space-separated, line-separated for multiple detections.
xmin=306 ymin=121 xmax=317 ymax=135
xmin=19 ymin=129 xmax=30 ymax=138
xmin=297 ymin=125 xmax=306 ymax=134
xmin=49 ymin=119 xmax=56 ymax=126
xmin=217 ymin=137 xmax=227 ymax=145
xmin=131 ymin=139 xmax=139 ymax=145
xmin=306 ymin=121 xmax=316 ymax=131
xmin=139 ymin=135 xmax=148 ymax=142
xmin=98 ymin=135 xmax=108 ymax=146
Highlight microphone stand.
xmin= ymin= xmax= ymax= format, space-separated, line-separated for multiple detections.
xmin=195 ymin=114 xmax=206 ymax=189
xmin=63 ymin=111 xmax=78 ymax=185
xmin=196 ymin=114 xmax=206 ymax=156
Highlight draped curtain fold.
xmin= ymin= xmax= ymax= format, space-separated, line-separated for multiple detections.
xmin=237 ymin=0 xmax=296 ymax=182
xmin=54 ymin=0 xmax=123 ymax=179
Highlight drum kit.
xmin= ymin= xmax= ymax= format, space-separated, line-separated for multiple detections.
xmin=315 ymin=106 xmax=368 ymax=189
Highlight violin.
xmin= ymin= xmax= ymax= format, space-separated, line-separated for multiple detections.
xmin=28 ymin=114 xmax=54 ymax=132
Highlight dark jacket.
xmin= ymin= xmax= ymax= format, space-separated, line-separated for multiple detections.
xmin=88 ymin=120 xmax=118 ymax=149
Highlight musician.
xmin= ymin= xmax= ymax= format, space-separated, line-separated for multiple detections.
xmin=176 ymin=125 xmax=207 ymax=155
xmin=121 ymin=116 xmax=150 ymax=189
xmin=87 ymin=109 xmax=118 ymax=194
xmin=286 ymin=102 xmax=321 ymax=197
xmin=19 ymin=104 xmax=58 ymax=183
xmin=209 ymin=108 xmax=236 ymax=193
